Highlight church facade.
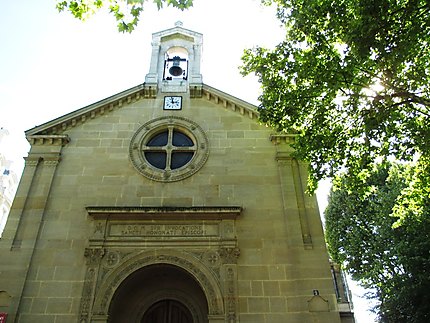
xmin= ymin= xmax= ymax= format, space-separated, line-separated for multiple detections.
xmin=0 ymin=24 xmax=354 ymax=323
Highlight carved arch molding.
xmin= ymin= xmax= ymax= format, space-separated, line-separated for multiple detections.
xmin=79 ymin=206 xmax=241 ymax=323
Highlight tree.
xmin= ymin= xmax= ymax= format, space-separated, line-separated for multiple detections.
xmin=241 ymin=2 xmax=430 ymax=320
xmin=241 ymin=0 xmax=430 ymax=195
xmin=325 ymin=162 xmax=430 ymax=322
xmin=56 ymin=0 xmax=193 ymax=32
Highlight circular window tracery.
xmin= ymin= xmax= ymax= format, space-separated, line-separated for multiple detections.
xmin=144 ymin=127 xmax=195 ymax=170
xmin=129 ymin=117 xmax=209 ymax=182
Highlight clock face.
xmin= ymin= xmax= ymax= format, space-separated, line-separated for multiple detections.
xmin=164 ymin=96 xmax=182 ymax=110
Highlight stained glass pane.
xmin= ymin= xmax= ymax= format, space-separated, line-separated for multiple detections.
xmin=171 ymin=152 xmax=193 ymax=169
xmin=147 ymin=131 xmax=168 ymax=146
xmin=145 ymin=152 xmax=167 ymax=169
xmin=173 ymin=131 xmax=193 ymax=147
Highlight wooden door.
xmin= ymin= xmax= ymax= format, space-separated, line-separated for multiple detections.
xmin=141 ymin=299 xmax=193 ymax=323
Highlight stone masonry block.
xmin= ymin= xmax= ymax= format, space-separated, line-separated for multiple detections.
xmin=268 ymin=265 xmax=286 ymax=280
xmin=36 ymin=266 xmax=55 ymax=281
xmin=100 ymin=138 xmax=125 ymax=147
xmin=263 ymin=281 xmax=280 ymax=296
xmin=19 ymin=314 xmax=56 ymax=323
xmin=53 ymin=314 xmax=77 ymax=323
xmin=19 ymin=297 xmax=32 ymax=313
xmin=46 ymin=298 xmax=72 ymax=314
xmin=238 ymin=281 xmax=251 ymax=297
xmin=239 ymin=313 xmax=265 ymax=323
xmin=227 ymin=131 xmax=244 ymax=139
xmin=39 ymin=282 xmax=71 ymax=298
xmin=241 ymin=248 xmax=263 ymax=265
xmin=265 ymin=313 xmax=291 ymax=323
xmin=238 ymin=265 xmax=269 ymax=281
xmin=238 ymin=238 xmax=263 ymax=250
xmin=31 ymin=297 xmax=48 ymax=314
xmin=22 ymin=281 xmax=40 ymax=298
xmin=247 ymin=297 xmax=270 ymax=313
xmin=269 ymin=297 xmax=287 ymax=313
xmin=75 ymin=139 xmax=101 ymax=147
xmin=54 ymin=266 xmax=86 ymax=281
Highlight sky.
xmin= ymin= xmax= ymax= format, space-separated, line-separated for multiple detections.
xmin=0 ymin=1 xmax=376 ymax=321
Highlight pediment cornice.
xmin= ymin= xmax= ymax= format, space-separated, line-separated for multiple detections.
xmin=24 ymin=83 xmax=260 ymax=141
xmin=201 ymin=84 xmax=259 ymax=120
xmin=25 ymin=83 xmax=156 ymax=139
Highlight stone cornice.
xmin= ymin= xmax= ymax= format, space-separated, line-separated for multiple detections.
xmin=25 ymin=84 xmax=156 ymax=137
xmin=201 ymin=84 xmax=259 ymax=120
xmin=86 ymin=206 xmax=242 ymax=220
xmin=153 ymin=23 xmax=203 ymax=44
xmin=269 ymin=134 xmax=297 ymax=145
xmin=26 ymin=134 xmax=70 ymax=146
xmin=24 ymin=83 xmax=260 ymax=138
xmin=270 ymin=134 xmax=298 ymax=159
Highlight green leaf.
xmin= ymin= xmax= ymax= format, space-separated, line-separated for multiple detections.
xmin=57 ymin=0 xmax=193 ymax=32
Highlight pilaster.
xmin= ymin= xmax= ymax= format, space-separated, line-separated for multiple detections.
xmin=0 ymin=135 xmax=69 ymax=322
xmin=270 ymin=134 xmax=313 ymax=249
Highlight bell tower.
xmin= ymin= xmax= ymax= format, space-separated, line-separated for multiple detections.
xmin=145 ymin=21 xmax=203 ymax=96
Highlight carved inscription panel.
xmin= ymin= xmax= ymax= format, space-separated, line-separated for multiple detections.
xmin=109 ymin=223 xmax=219 ymax=238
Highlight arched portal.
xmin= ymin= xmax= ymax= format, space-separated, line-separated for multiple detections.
xmin=108 ymin=264 xmax=209 ymax=323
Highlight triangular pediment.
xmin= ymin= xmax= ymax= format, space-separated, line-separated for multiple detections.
xmin=25 ymin=83 xmax=260 ymax=142
xmin=154 ymin=22 xmax=202 ymax=43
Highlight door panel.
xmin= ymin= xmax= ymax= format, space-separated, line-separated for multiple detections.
xmin=142 ymin=299 xmax=193 ymax=323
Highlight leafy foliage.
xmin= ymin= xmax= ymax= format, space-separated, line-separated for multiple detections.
xmin=242 ymin=0 xmax=430 ymax=194
xmin=242 ymin=2 xmax=430 ymax=320
xmin=56 ymin=0 xmax=193 ymax=32
xmin=325 ymin=163 xmax=430 ymax=322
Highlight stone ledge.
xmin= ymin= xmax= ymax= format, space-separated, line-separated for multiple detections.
xmin=86 ymin=206 xmax=242 ymax=220
xmin=200 ymin=85 xmax=259 ymax=120
xmin=26 ymin=135 xmax=70 ymax=146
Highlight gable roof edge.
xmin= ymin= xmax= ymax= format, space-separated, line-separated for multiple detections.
xmin=24 ymin=83 xmax=261 ymax=139
xmin=25 ymin=83 xmax=154 ymax=137
xmin=201 ymin=84 xmax=260 ymax=120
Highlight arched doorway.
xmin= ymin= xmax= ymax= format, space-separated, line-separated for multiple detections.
xmin=108 ymin=264 xmax=209 ymax=323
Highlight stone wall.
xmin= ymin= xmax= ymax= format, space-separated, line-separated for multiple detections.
xmin=0 ymin=93 xmax=342 ymax=322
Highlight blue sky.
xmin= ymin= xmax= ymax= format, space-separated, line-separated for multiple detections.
xmin=0 ymin=1 xmax=376 ymax=321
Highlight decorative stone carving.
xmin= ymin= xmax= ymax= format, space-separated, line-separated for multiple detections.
xmin=224 ymin=265 xmax=238 ymax=321
xmin=219 ymin=247 xmax=240 ymax=264
xmin=26 ymin=134 xmax=70 ymax=146
xmin=84 ymin=247 xmax=105 ymax=266
xmin=24 ymin=157 xmax=41 ymax=167
xmin=43 ymin=159 xmax=60 ymax=166
xmin=103 ymin=250 xmax=120 ymax=268
xmin=80 ymin=206 xmax=241 ymax=322
xmin=202 ymin=250 xmax=221 ymax=267
xmin=80 ymin=248 xmax=106 ymax=323
xmin=93 ymin=251 xmax=224 ymax=316
xmin=93 ymin=221 xmax=104 ymax=236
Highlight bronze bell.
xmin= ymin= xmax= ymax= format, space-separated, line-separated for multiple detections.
xmin=169 ymin=56 xmax=183 ymax=77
